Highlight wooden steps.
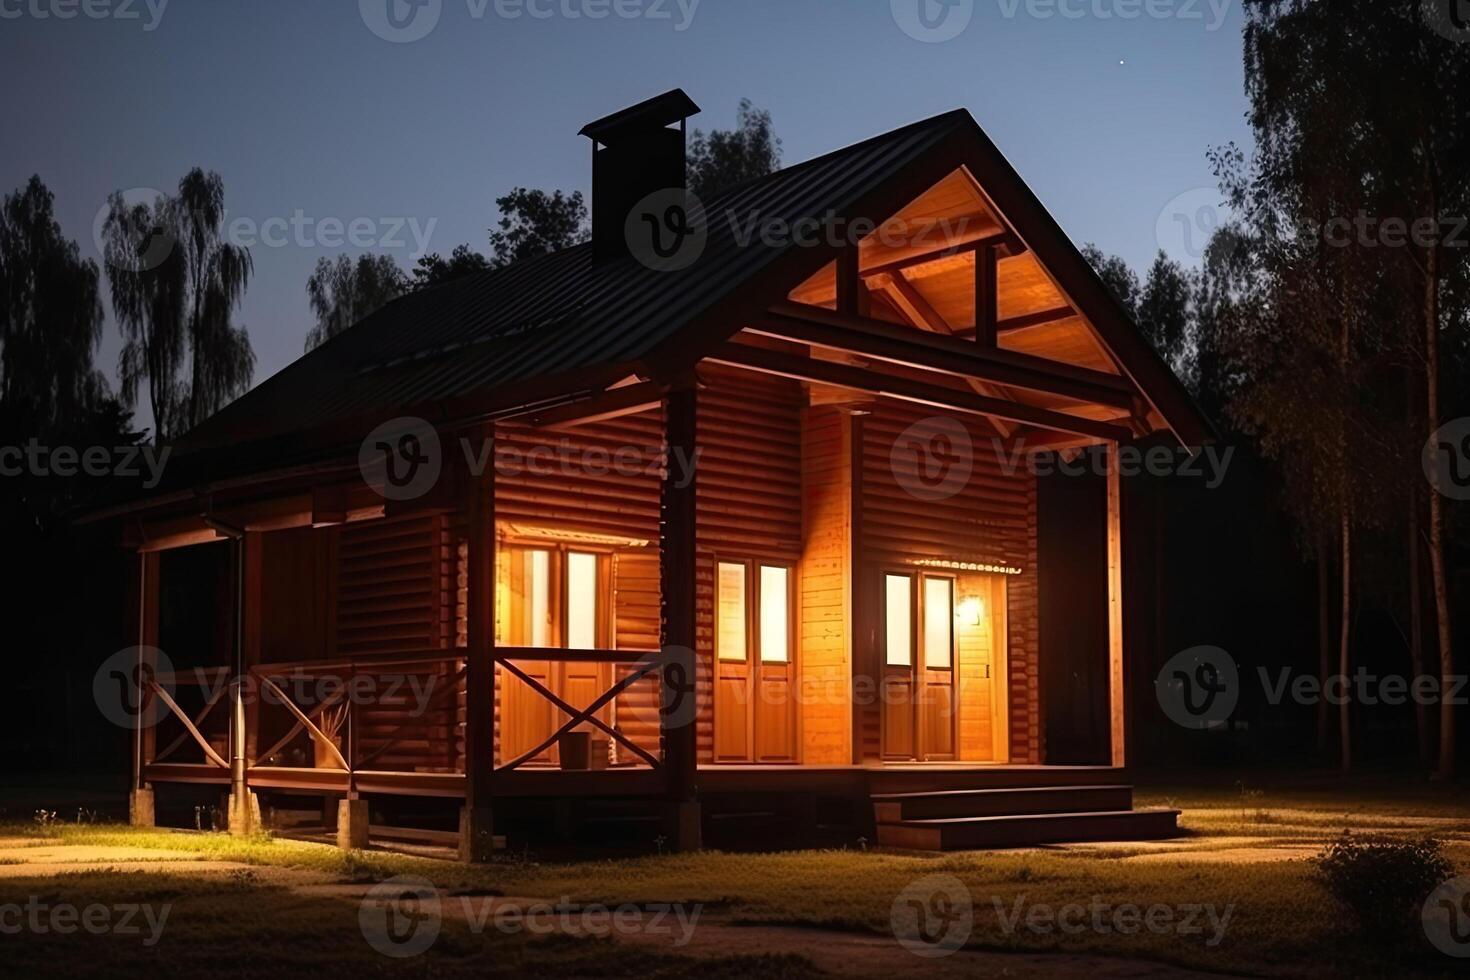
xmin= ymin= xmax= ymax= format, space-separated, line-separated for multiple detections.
xmin=873 ymin=784 xmax=1180 ymax=851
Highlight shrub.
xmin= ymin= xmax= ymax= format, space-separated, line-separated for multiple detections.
xmin=1314 ymin=832 xmax=1454 ymax=942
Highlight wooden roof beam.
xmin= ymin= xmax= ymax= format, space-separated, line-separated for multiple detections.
xmin=757 ymin=304 xmax=1135 ymax=409
xmin=706 ymin=342 xmax=1133 ymax=442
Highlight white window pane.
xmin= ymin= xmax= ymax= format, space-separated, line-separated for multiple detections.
xmin=527 ymin=550 xmax=551 ymax=648
xmin=717 ymin=562 xmax=747 ymax=662
xmin=924 ymin=578 xmax=953 ymax=669
xmin=567 ymin=552 xmax=597 ymax=650
xmin=885 ymin=575 xmax=912 ymax=667
xmin=759 ymin=566 xmax=789 ymax=664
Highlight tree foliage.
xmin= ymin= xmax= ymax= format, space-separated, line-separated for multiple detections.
xmin=489 ymin=188 xmax=588 ymax=268
xmin=103 ymin=169 xmax=255 ymax=441
xmin=688 ymin=99 xmax=782 ymax=198
xmin=305 ymin=253 xmax=409 ymax=351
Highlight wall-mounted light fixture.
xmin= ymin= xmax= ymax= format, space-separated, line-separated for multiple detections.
xmin=957 ymin=596 xmax=984 ymax=627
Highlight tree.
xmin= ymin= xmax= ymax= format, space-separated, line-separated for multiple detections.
xmin=489 ymin=189 xmax=588 ymax=268
xmin=305 ymin=253 xmax=408 ymax=351
xmin=688 ymin=99 xmax=782 ymax=198
xmin=412 ymin=244 xmax=490 ymax=290
xmin=1239 ymin=0 xmax=1468 ymax=776
xmin=0 ymin=176 xmax=108 ymax=432
xmin=1081 ymin=243 xmax=1141 ymax=317
xmin=103 ymin=169 xmax=255 ymax=441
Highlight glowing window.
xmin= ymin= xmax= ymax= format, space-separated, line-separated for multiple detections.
xmin=717 ymin=562 xmax=748 ymax=662
xmin=566 ymin=552 xmax=597 ymax=649
xmin=923 ymin=577 xmax=954 ymax=669
xmin=885 ymin=574 xmax=913 ymax=667
xmin=759 ymin=566 xmax=790 ymax=664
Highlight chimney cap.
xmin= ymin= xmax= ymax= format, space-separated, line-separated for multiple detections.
xmin=579 ymin=89 xmax=702 ymax=145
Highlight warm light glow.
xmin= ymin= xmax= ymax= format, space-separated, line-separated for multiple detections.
xmin=717 ymin=562 xmax=747 ymax=662
xmin=759 ymin=566 xmax=790 ymax=663
xmin=923 ymin=578 xmax=953 ymax=669
xmin=885 ymin=574 xmax=913 ymax=667
xmin=526 ymin=549 xmax=551 ymax=647
xmin=958 ymin=596 xmax=985 ymax=627
xmin=566 ymin=552 xmax=597 ymax=649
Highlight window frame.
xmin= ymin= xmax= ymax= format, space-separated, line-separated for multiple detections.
xmin=714 ymin=556 xmax=796 ymax=666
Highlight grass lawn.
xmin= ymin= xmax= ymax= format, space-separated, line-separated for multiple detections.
xmin=2 ymin=771 xmax=1467 ymax=978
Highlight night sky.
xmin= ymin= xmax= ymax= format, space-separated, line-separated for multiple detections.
xmin=1 ymin=0 xmax=1250 ymax=436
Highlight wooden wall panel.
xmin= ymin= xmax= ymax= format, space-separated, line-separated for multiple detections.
xmin=798 ymin=405 xmax=854 ymax=764
xmin=856 ymin=399 xmax=1041 ymax=763
xmin=695 ymin=365 xmax=805 ymax=764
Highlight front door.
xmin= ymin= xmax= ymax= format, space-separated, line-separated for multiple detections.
xmin=713 ymin=560 xmax=797 ymax=763
xmin=881 ymin=571 xmax=957 ymax=760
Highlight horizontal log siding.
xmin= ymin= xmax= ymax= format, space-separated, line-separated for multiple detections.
xmin=695 ymin=366 xmax=805 ymax=764
xmin=491 ymin=413 xmax=664 ymax=764
xmin=857 ymin=400 xmax=1042 ymax=764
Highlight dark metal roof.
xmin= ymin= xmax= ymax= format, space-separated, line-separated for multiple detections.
xmin=176 ymin=109 xmax=972 ymax=458
xmin=578 ymin=88 xmax=702 ymax=143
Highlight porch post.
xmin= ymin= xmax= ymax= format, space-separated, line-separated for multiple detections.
xmin=660 ymin=384 xmax=701 ymax=850
xmin=460 ymin=431 xmax=497 ymax=862
xmin=1106 ymin=442 xmax=1127 ymax=768
xmin=129 ymin=551 xmax=159 ymax=827
xmin=229 ymin=532 xmax=262 ymax=835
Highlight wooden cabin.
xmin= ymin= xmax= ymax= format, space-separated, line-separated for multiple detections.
xmin=86 ymin=91 xmax=1210 ymax=857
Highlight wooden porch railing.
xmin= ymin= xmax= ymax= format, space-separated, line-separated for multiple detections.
xmin=238 ymin=646 xmax=671 ymax=785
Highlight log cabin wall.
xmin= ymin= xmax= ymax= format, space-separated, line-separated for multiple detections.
xmin=490 ymin=412 xmax=664 ymax=763
xmin=695 ymin=365 xmax=805 ymax=764
xmin=856 ymin=399 xmax=1042 ymax=764
xmin=797 ymin=404 xmax=855 ymax=764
